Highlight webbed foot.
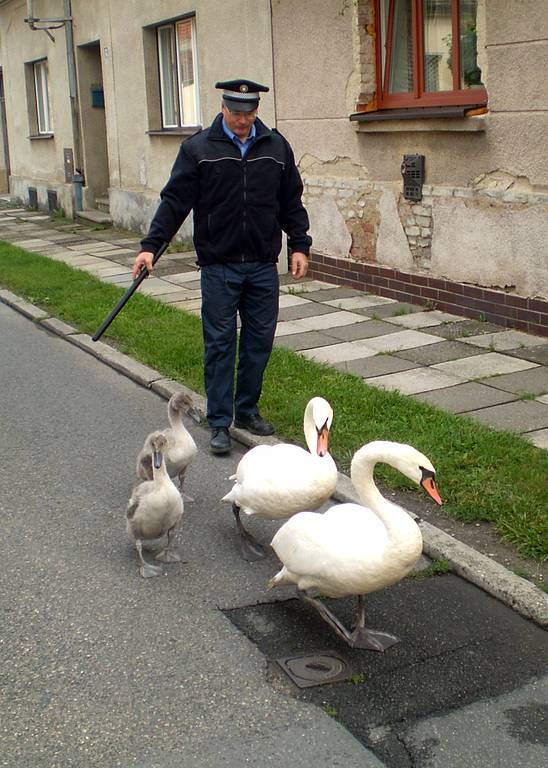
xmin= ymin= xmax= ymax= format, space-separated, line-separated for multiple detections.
xmin=349 ymin=627 xmax=400 ymax=651
xmin=155 ymin=548 xmax=181 ymax=564
xmin=139 ymin=562 xmax=163 ymax=578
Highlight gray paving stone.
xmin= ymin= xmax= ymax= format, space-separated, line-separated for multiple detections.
xmin=412 ymin=382 xmax=518 ymax=413
xmin=297 ymin=287 xmax=362 ymax=302
xmin=507 ymin=344 xmax=548 ymax=366
xmin=334 ymin=355 xmax=420 ymax=378
xmin=276 ymin=310 xmax=365 ymax=337
xmin=397 ymin=340 xmax=487 ymax=365
xmin=365 ymin=367 xmax=463 ymax=395
xmin=162 ymin=270 xmax=201 ymax=285
xmin=523 ymin=428 xmax=548 ymax=448
xmin=279 ymin=279 xmax=333 ymax=293
xmin=358 ymin=301 xmax=426 ymax=319
xmin=323 ymin=294 xmax=396 ymax=310
xmin=364 ymin=329 xmax=443 ymax=353
xmin=465 ymin=400 xmax=548 ymax=433
xmin=433 ymin=352 xmax=539 ymax=379
xmin=385 ymin=310 xmax=465 ymax=329
xmin=278 ymin=302 xmax=338 ymax=322
xmin=139 ymin=279 xmax=187 ymax=295
xmin=274 ymin=330 xmax=338 ymax=350
xmin=427 ymin=319 xmax=504 ymax=340
xmin=156 ymin=289 xmax=203 ymax=303
xmin=463 ymin=330 xmax=548 ymax=351
xmin=479 ymin=366 xmax=548 ymax=396
xmin=323 ymin=319 xmax=400 ymax=341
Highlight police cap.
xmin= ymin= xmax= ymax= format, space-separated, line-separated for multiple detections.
xmin=216 ymin=78 xmax=269 ymax=112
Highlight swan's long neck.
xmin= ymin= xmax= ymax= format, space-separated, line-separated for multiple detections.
xmin=152 ymin=453 xmax=170 ymax=482
xmin=168 ymin=404 xmax=189 ymax=437
xmin=351 ymin=443 xmax=419 ymax=541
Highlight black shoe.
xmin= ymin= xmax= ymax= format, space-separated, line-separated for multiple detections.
xmin=234 ymin=413 xmax=275 ymax=436
xmin=210 ymin=427 xmax=231 ymax=455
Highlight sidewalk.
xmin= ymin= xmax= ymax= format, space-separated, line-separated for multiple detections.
xmin=1 ymin=200 xmax=546 ymax=449
xmin=1 ymin=202 xmax=547 ymax=767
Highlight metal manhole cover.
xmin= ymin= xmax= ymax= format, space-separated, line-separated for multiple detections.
xmin=276 ymin=651 xmax=353 ymax=688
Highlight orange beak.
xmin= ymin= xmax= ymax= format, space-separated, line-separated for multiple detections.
xmin=316 ymin=426 xmax=329 ymax=457
xmin=421 ymin=476 xmax=442 ymax=506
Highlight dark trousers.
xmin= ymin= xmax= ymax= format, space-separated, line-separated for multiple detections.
xmin=200 ymin=262 xmax=279 ymax=428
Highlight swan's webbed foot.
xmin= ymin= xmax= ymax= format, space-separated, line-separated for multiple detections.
xmin=155 ymin=548 xmax=181 ymax=563
xmin=348 ymin=595 xmax=399 ymax=651
xmin=233 ymin=503 xmax=268 ymax=561
xmin=139 ymin=562 xmax=163 ymax=578
xmin=135 ymin=540 xmax=163 ymax=578
xmin=348 ymin=627 xmax=400 ymax=651
xmin=297 ymin=591 xmax=400 ymax=652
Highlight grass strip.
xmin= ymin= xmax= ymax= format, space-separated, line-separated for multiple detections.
xmin=1 ymin=242 xmax=547 ymax=562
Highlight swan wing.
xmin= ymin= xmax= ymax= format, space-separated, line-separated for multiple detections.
xmin=228 ymin=444 xmax=337 ymax=518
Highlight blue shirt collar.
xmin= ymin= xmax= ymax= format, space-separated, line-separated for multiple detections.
xmin=222 ymin=118 xmax=256 ymax=145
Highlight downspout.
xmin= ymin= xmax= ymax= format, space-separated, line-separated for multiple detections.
xmin=25 ymin=0 xmax=84 ymax=211
xmin=63 ymin=0 xmax=84 ymax=211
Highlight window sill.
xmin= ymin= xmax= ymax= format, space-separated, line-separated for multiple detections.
xmin=350 ymin=106 xmax=487 ymax=133
xmin=28 ymin=133 xmax=54 ymax=140
xmin=146 ymin=126 xmax=202 ymax=137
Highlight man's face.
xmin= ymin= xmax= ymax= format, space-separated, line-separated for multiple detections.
xmin=221 ymin=102 xmax=257 ymax=140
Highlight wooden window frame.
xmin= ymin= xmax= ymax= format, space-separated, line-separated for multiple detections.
xmin=374 ymin=0 xmax=487 ymax=110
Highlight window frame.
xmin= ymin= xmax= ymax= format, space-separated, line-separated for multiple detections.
xmin=373 ymin=0 xmax=487 ymax=110
xmin=156 ymin=15 xmax=200 ymax=130
xmin=33 ymin=58 xmax=53 ymax=134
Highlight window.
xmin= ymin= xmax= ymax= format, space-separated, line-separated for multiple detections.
xmin=157 ymin=17 xmax=199 ymax=128
xmin=33 ymin=59 xmax=52 ymax=134
xmin=374 ymin=0 xmax=486 ymax=109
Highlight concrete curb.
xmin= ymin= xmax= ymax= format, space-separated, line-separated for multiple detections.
xmin=2 ymin=288 xmax=547 ymax=628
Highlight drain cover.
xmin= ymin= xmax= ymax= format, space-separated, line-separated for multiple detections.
xmin=276 ymin=651 xmax=353 ymax=688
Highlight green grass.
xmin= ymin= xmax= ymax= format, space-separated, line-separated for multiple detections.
xmin=1 ymin=242 xmax=547 ymax=562
xmin=408 ymin=558 xmax=453 ymax=579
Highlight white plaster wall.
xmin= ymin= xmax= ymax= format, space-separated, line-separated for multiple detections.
xmin=376 ymin=190 xmax=414 ymax=271
xmin=431 ymin=198 xmax=548 ymax=299
xmin=306 ymin=195 xmax=351 ymax=258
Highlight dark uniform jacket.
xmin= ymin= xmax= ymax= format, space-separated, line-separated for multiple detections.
xmin=140 ymin=114 xmax=312 ymax=266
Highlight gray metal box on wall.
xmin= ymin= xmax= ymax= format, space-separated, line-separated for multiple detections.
xmin=63 ymin=148 xmax=74 ymax=183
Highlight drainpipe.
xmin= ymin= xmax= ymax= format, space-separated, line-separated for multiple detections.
xmin=63 ymin=0 xmax=84 ymax=211
xmin=25 ymin=0 xmax=84 ymax=212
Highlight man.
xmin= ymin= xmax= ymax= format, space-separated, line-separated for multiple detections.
xmin=132 ymin=78 xmax=311 ymax=455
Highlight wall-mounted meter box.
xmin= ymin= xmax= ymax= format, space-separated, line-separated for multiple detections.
xmin=401 ymin=154 xmax=425 ymax=201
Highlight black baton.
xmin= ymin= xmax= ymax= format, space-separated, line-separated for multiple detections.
xmin=92 ymin=242 xmax=169 ymax=342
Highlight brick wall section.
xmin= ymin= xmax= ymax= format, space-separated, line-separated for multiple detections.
xmin=307 ymin=253 xmax=548 ymax=338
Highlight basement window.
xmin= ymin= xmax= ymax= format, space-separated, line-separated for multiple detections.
xmin=374 ymin=0 xmax=487 ymax=109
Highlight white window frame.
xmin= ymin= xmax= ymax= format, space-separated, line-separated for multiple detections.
xmin=157 ymin=16 xmax=200 ymax=129
xmin=33 ymin=59 xmax=52 ymax=134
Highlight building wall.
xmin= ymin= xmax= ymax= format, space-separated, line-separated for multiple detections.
xmin=271 ymin=0 xmax=548 ymax=299
xmin=0 ymin=0 xmax=546 ymax=300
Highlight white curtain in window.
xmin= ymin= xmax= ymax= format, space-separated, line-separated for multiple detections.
xmin=158 ymin=26 xmax=178 ymax=128
xmin=34 ymin=60 xmax=52 ymax=133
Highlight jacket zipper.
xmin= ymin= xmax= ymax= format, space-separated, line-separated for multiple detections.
xmin=242 ymin=155 xmax=247 ymax=261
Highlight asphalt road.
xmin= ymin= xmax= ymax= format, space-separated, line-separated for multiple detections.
xmin=1 ymin=300 xmax=547 ymax=768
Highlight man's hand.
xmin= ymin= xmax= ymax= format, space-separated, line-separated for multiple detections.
xmin=131 ymin=251 xmax=154 ymax=279
xmin=291 ymin=252 xmax=308 ymax=279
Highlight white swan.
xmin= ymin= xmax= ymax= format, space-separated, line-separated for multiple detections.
xmin=127 ymin=432 xmax=185 ymax=578
xmin=136 ymin=391 xmax=200 ymax=496
xmin=268 ymin=440 xmax=442 ymax=650
xmin=222 ymin=397 xmax=338 ymax=560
